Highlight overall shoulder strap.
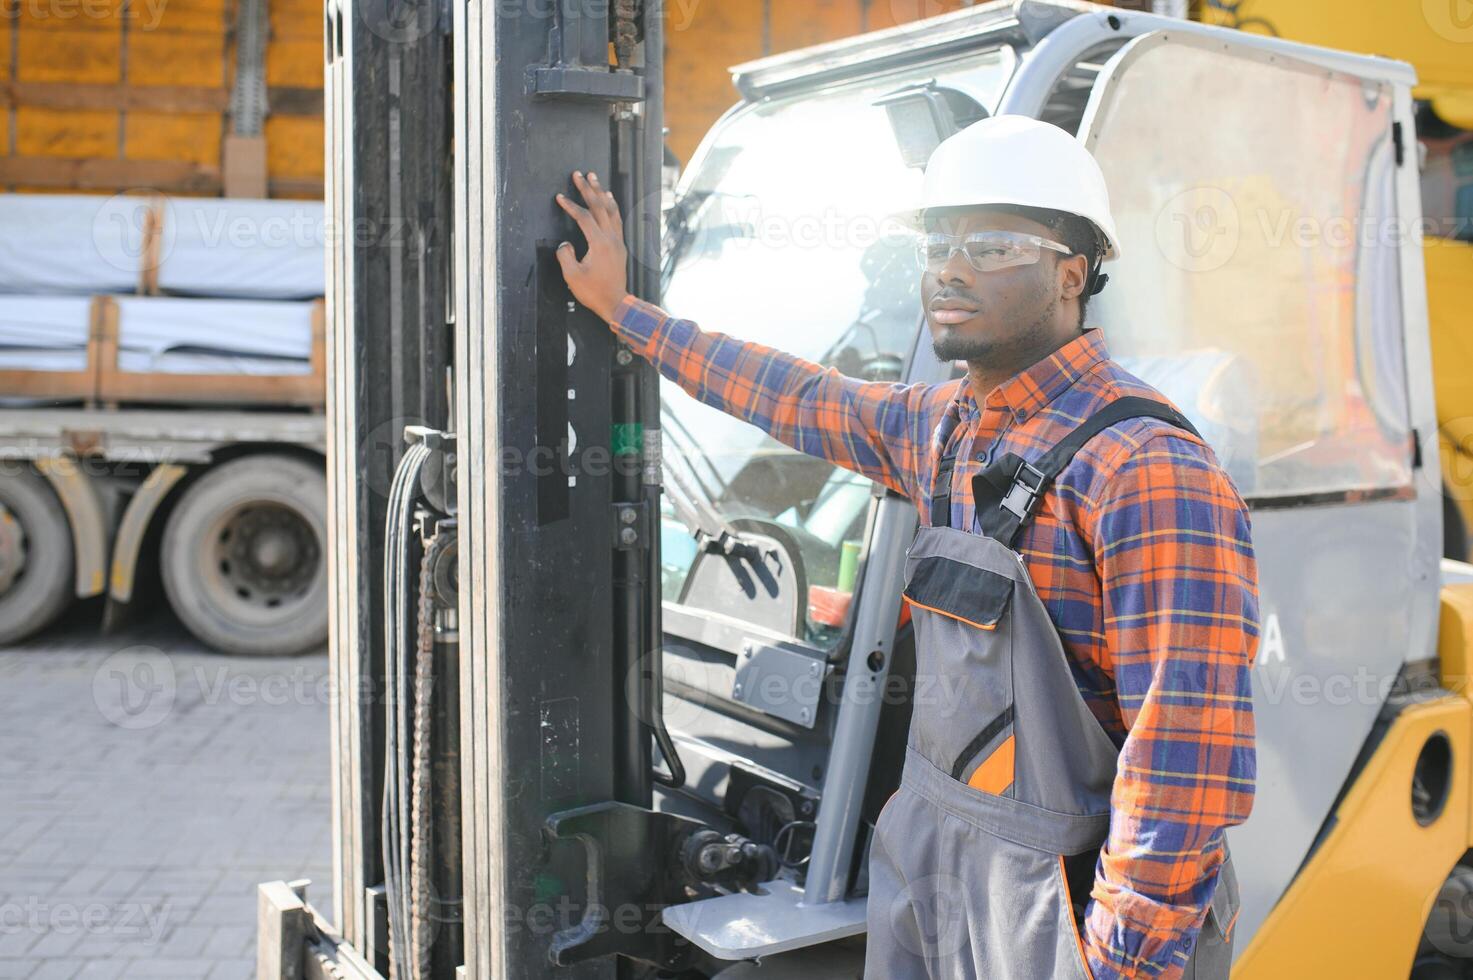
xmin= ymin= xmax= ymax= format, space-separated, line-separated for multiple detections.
xmin=974 ymin=396 xmax=1202 ymax=547
xmin=928 ymin=449 xmax=958 ymax=529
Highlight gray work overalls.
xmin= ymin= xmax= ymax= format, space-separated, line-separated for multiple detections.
xmin=866 ymin=397 xmax=1240 ymax=980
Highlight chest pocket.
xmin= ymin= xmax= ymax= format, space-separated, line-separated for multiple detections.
xmin=902 ymin=554 xmax=1017 ymax=794
xmin=902 ymin=555 xmax=1014 ymax=631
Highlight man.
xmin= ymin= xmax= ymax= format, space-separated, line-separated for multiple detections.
xmin=555 ymin=115 xmax=1258 ymax=980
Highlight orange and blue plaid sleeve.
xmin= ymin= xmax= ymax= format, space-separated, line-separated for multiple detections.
xmin=611 ymin=295 xmax=944 ymax=500
xmin=1081 ymin=431 xmax=1259 ymax=980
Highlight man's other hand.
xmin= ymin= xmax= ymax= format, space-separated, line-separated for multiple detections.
xmin=555 ymin=170 xmax=632 ymax=324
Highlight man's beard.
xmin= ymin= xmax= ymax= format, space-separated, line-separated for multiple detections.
xmin=931 ymin=297 xmax=1058 ymax=363
xmin=932 ymin=329 xmax=997 ymax=362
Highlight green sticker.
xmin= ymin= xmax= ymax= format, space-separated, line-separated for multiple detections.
xmin=533 ymin=873 xmax=562 ymax=903
xmin=612 ymin=422 xmax=644 ymax=456
xmin=837 ymin=540 xmax=861 ymax=593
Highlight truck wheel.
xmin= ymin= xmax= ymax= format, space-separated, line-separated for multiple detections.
xmin=162 ymin=455 xmax=327 ymax=656
xmin=0 ymin=467 xmax=75 ymax=645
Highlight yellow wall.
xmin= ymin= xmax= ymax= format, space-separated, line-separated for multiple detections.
xmin=1199 ymin=0 xmax=1473 ymax=98
xmin=0 ymin=0 xmax=1120 ymax=197
xmin=1 ymin=0 xmax=322 ymax=197
xmin=1200 ymin=0 xmax=1473 ymax=128
xmin=664 ymin=0 xmax=977 ymax=165
xmin=13 ymin=0 xmax=1465 ymax=200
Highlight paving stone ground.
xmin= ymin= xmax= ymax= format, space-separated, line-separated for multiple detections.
xmin=0 ymin=609 xmax=333 ymax=979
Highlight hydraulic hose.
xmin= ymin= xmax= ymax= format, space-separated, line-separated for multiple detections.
xmin=382 ymin=440 xmax=430 ymax=980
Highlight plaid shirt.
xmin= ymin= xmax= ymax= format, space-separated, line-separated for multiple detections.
xmin=613 ymin=296 xmax=1258 ymax=980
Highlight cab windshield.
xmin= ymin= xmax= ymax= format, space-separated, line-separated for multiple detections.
xmin=658 ymin=53 xmax=1013 ymax=644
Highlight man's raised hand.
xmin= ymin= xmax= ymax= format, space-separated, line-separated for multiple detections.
xmin=554 ymin=170 xmax=632 ymax=324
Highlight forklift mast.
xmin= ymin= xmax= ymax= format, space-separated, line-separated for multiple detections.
xmin=310 ymin=0 xmax=684 ymax=975
xmin=452 ymin=0 xmax=676 ymax=975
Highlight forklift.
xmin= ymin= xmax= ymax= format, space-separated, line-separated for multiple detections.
xmin=259 ymin=2 xmax=1473 ymax=977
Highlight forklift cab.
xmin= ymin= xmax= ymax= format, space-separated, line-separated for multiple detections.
xmin=654 ymin=0 xmax=1437 ymax=964
xmin=293 ymin=2 xmax=1454 ymax=978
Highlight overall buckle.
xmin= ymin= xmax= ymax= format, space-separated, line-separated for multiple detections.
xmin=999 ymin=459 xmax=1047 ymax=521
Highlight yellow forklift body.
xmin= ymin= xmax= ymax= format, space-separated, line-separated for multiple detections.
xmin=1241 ymin=584 xmax=1473 ymax=975
xmin=1236 ymin=695 xmax=1468 ymax=976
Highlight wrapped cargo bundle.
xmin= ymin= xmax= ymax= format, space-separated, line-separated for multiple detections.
xmin=0 ymin=194 xmax=325 ymax=301
xmin=0 ymin=196 xmax=149 ymax=296
xmin=0 ymin=296 xmax=316 ymax=375
xmin=0 ymin=194 xmax=325 ymax=404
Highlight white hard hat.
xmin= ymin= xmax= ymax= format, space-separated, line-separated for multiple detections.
xmin=893 ymin=114 xmax=1122 ymax=262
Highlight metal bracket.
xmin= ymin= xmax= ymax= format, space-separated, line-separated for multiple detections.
xmin=543 ymin=802 xmax=700 ymax=970
xmin=526 ymin=2 xmax=644 ymax=103
xmin=662 ymin=879 xmax=868 ymax=961
xmin=528 ymin=66 xmax=645 ymax=102
xmin=256 ymin=880 xmax=309 ymax=979
xmin=612 ymin=499 xmax=651 ymax=550
xmin=733 ymin=640 xmax=828 ymax=729
xmin=405 ymin=426 xmax=457 ymax=517
xmin=999 ymin=458 xmax=1048 ymax=521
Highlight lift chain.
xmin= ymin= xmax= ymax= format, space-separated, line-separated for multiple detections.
xmin=407 ymin=532 xmax=438 ymax=978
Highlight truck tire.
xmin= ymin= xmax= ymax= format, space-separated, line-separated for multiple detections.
xmin=0 ymin=467 xmax=75 ymax=645
xmin=162 ymin=454 xmax=327 ymax=656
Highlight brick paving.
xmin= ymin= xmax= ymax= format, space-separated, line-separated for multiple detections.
xmin=0 ymin=611 xmax=333 ymax=979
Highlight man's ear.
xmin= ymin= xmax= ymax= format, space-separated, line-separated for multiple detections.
xmin=1058 ymin=253 xmax=1088 ymax=302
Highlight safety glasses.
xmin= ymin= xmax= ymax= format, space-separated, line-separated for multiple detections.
xmin=916 ymin=230 xmax=1073 ymax=274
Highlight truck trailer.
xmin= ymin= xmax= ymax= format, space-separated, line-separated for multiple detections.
xmin=0 ymin=192 xmax=331 ymax=655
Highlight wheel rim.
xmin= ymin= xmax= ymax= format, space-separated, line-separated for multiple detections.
xmin=205 ymin=502 xmax=322 ymax=619
xmin=0 ymin=503 xmax=28 ymax=595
